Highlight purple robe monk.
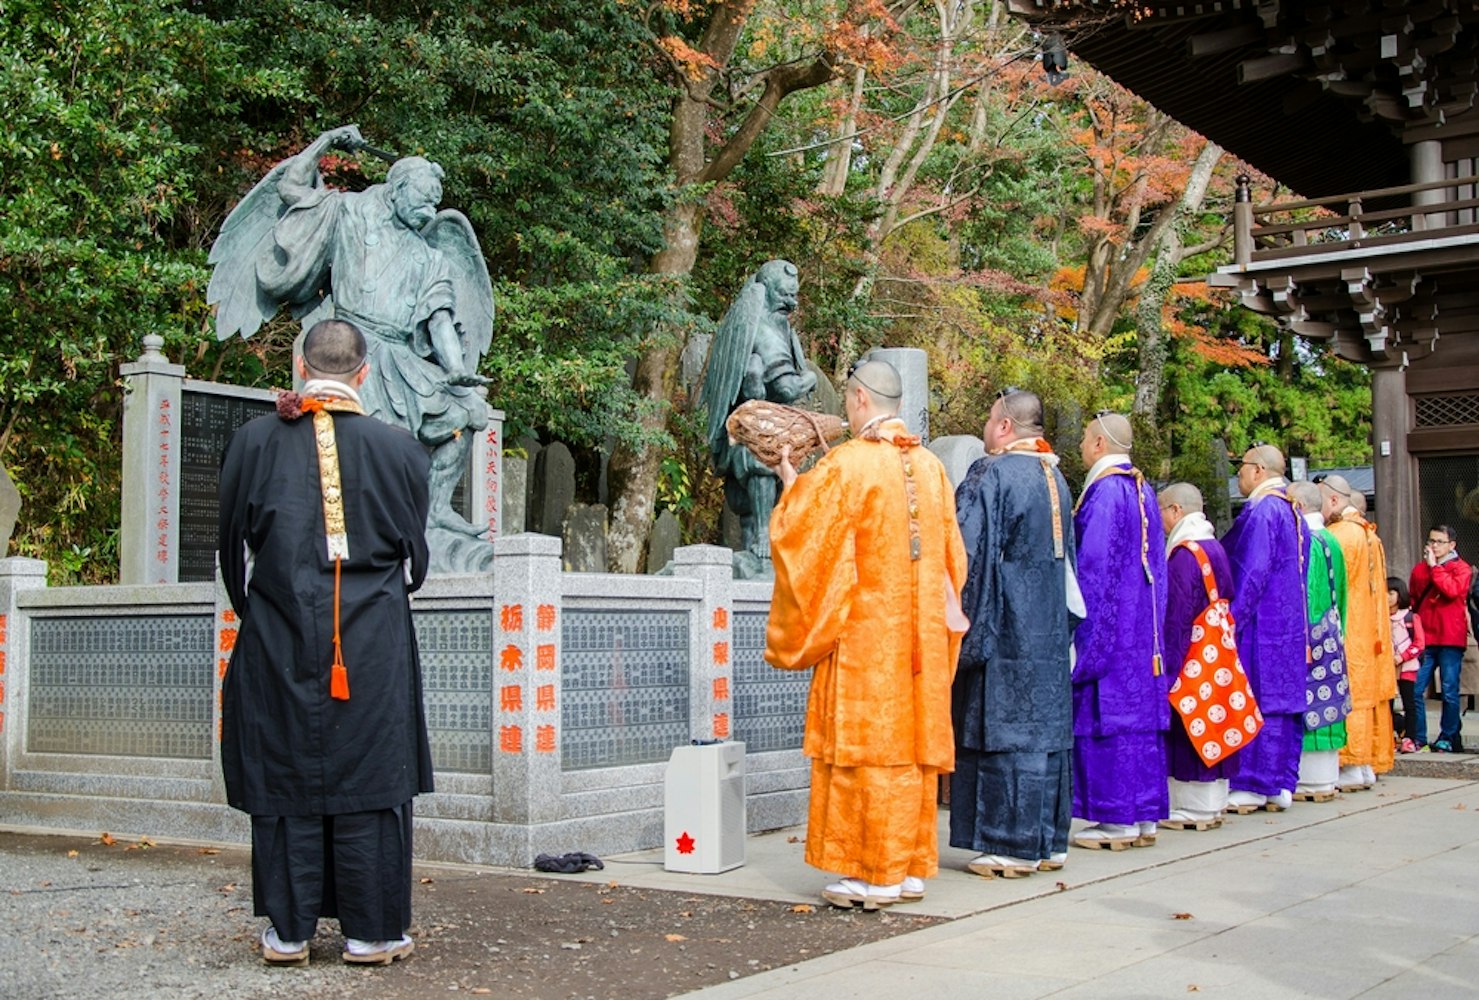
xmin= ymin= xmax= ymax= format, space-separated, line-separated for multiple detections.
xmin=1159 ymin=482 xmax=1240 ymax=827
xmin=1221 ymin=445 xmax=1307 ymax=812
xmin=1070 ymin=415 xmax=1169 ymax=849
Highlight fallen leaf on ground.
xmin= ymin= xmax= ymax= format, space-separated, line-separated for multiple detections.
xmin=607 ymin=880 xmax=620 ymax=889
xmin=1187 ymin=986 xmax=1201 ymax=992
xmin=786 ymin=836 xmax=801 ymax=844
xmin=1056 ymin=882 xmax=1067 ymax=891
xmin=1172 ymin=912 xmax=1194 ymax=920
xmin=789 ymin=904 xmax=814 ymax=913
xmin=665 ymin=933 xmax=687 ymax=942
xmin=218 ymin=883 xmax=237 ymax=894
xmin=420 ymin=877 xmax=434 ymax=884
xmin=521 ymin=888 xmax=545 ymax=894
xmin=470 ymin=990 xmax=491 ymax=996
xmin=66 ymin=850 xmax=78 ymax=858
xmin=196 ymin=848 xmax=219 ymax=856
xmin=98 ymin=832 xmax=116 ymax=846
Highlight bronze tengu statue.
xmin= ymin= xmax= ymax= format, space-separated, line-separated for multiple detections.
xmin=698 ymin=260 xmax=818 ymax=577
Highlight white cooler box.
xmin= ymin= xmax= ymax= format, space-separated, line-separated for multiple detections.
xmin=663 ymin=740 xmax=746 ymax=873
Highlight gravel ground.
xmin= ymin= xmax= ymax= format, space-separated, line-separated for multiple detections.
xmin=0 ymin=831 xmax=940 ymax=1000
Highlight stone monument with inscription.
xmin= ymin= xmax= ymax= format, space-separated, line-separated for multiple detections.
xmin=118 ymin=334 xmax=501 ymax=584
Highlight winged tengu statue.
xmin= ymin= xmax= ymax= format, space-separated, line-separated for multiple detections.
xmin=208 ymin=125 xmax=495 ymax=574
xmin=697 ymin=260 xmax=817 ymax=577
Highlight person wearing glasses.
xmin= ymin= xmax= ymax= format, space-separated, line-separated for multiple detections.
xmin=765 ymin=358 xmax=968 ymax=910
xmin=1317 ymin=474 xmax=1396 ymax=788
xmin=1068 ymin=413 xmax=1169 ymax=850
xmin=1287 ymin=479 xmax=1350 ymax=801
xmin=1158 ymin=482 xmax=1240 ymax=828
xmin=950 ymin=387 xmax=1078 ymax=877
xmin=1222 ymin=445 xmax=1307 ymax=813
xmin=1409 ymin=524 xmax=1473 ymax=753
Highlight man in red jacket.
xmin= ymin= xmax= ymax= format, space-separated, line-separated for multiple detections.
xmin=1409 ymin=525 xmax=1473 ymax=752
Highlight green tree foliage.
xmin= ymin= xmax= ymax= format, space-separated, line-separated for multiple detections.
xmin=0 ymin=0 xmax=678 ymax=580
xmin=0 ymin=0 xmax=237 ymax=578
xmin=0 ymin=0 xmax=1375 ymax=577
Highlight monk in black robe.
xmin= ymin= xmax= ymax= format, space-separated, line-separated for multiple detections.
xmin=218 ymin=318 xmax=432 ymax=966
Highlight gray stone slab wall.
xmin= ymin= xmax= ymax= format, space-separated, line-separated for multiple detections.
xmin=870 ymin=347 xmax=930 ymax=443
xmin=929 ymin=434 xmax=987 ymax=487
xmin=532 ymin=442 xmax=575 ymax=536
xmin=502 ymin=454 xmax=528 ymax=534
xmin=561 ymin=504 xmax=608 ymax=573
xmin=0 ymin=544 xmax=810 ymax=866
xmin=647 ymin=510 xmax=682 ymax=574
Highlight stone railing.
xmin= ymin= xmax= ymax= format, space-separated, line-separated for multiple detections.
xmin=0 ymin=541 xmax=809 ymax=866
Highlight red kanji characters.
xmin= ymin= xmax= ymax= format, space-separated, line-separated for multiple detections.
xmin=535 ymin=725 xmax=556 ymax=753
xmin=499 ymin=604 xmax=524 ymax=632
xmin=535 ymin=684 xmax=556 ymax=711
xmin=499 ymin=645 xmax=524 ymax=672
xmin=499 ymin=725 xmax=524 ymax=753
xmin=535 ymin=644 xmax=556 ymax=671
xmin=536 ymin=604 xmax=557 ymax=631
xmin=499 ymin=685 xmax=523 ymax=711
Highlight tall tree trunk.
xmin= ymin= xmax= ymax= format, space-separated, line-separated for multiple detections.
xmin=819 ymin=65 xmax=867 ymax=197
xmin=1131 ymin=140 xmax=1224 ymax=476
xmin=605 ymin=1 xmax=863 ymax=571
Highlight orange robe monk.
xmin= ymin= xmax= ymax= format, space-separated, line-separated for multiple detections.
xmin=1330 ymin=509 xmax=1396 ymax=776
xmin=765 ymin=416 xmax=967 ymax=892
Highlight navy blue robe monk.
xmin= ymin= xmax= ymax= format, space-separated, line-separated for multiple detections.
xmin=950 ymin=450 xmax=1077 ymax=862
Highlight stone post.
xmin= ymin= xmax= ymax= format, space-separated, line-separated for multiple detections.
xmin=120 ymin=336 xmax=186 ymax=585
xmin=489 ymin=534 xmax=564 ymax=824
xmin=870 ymin=347 xmax=931 ymax=444
xmin=673 ymin=545 xmax=736 ymax=742
xmin=467 ymin=406 xmax=505 ymax=539
xmin=0 ymin=558 xmax=47 ymax=790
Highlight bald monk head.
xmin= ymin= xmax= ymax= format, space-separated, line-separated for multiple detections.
xmin=1080 ymin=412 xmax=1133 ymax=469
xmin=844 ymin=358 xmax=902 ymax=435
xmin=1235 ymin=443 xmax=1285 ymax=497
xmin=982 ymin=387 xmax=1045 ymax=454
xmin=1287 ymin=480 xmax=1323 ymax=522
xmin=1316 ymin=473 xmax=1353 ymax=522
xmin=1157 ymin=481 xmax=1202 ymax=535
